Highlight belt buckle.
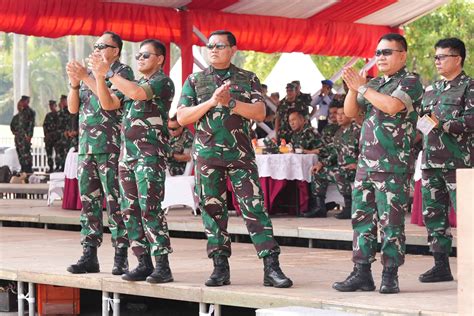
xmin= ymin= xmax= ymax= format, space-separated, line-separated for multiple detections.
xmin=318 ymin=116 xmax=327 ymax=120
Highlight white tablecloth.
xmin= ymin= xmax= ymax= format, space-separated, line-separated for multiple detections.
xmin=64 ymin=150 xmax=78 ymax=179
xmin=255 ymin=154 xmax=317 ymax=182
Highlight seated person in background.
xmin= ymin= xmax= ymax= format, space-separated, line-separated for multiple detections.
xmin=288 ymin=110 xmax=322 ymax=153
xmin=167 ymin=115 xmax=193 ymax=176
xmin=304 ymin=105 xmax=360 ymax=218
xmin=275 ymin=83 xmax=310 ymax=143
xmin=320 ymin=100 xmax=340 ymax=147
xmin=270 ymin=92 xmax=280 ymax=107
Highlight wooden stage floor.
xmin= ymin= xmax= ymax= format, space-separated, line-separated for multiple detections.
xmin=0 ymin=199 xmax=457 ymax=248
xmin=0 ymin=227 xmax=457 ymax=315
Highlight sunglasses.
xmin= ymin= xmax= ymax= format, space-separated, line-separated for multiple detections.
xmin=206 ymin=43 xmax=231 ymax=50
xmin=375 ymin=48 xmax=404 ymax=57
xmin=169 ymin=127 xmax=181 ymax=131
xmin=433 ymin=54 xmax=460 ymax=61
xmin=135 ymin=52 xmax=160 ymax=60
xmin=93 ymin=43 xmax=117 ymax=50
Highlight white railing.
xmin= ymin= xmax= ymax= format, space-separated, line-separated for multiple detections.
xmin=0 ymin=136 xmax=48 ymax=172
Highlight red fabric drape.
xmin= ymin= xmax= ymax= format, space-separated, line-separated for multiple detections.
xmin=0 ymin=0 xmax=400 ymax=58
xmin=190 ymin=10 xmax=400 ymax=58
xmin=311 ymin=0 xmax=398 ymax=22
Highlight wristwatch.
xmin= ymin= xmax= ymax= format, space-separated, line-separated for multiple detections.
xmin=69 ymin=82 xmax=80 ymax=90
xmin=357 ymin=84 xmax=369 ymax=96
xmin=105 ymin=69 xmax=115 ymax=79
xmin=228 ymin=98 xmax=237 ymax=110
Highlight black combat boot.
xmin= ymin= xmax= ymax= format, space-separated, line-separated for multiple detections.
xmin=122 ymin=253 xmax=154 ymax=281
xmin=379 ymin=267 xmax=399 ymax=294
xmin=419 ymin=252 xmax=453 ymax=283
xmin=111 ymin=247 xmax=128 ymax=275
xmin=146 ymin=255 xmax=174 ymax=284
xmin=67 ymin=246 xmax=100 ymax=274
xmin=335 ymin=195 xmax=352 ymax=219
xmin=303 ymin=196 xmax=327 ymax=218
xmin=263 ymin=253 xmax=293 ymax=288
xmin=332 ymin=263 xmax=376 ymax=292
xmin=205 ymin=255 xmax=230 ymax=286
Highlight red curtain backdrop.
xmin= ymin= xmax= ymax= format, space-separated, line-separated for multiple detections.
xmin=0 ymin=0 xmax=400 ymax=58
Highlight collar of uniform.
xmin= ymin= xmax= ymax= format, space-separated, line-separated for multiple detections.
xmin=382 ymin=66 xmax=407 ymax=84
xmin=140 ymin=68 xmax=164 ymax=83
xmin=444 ymin=70 xmax=467 ymax=88
xmin=205 ymin=63 xmax=236 ymax=76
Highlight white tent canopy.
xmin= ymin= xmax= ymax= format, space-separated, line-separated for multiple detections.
xmin=264 ymin=53 xmax=326 ymax=98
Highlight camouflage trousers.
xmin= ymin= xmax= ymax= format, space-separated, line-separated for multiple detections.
xmin=311 ymin=165 xmax=355 ymax=197
xmin=78 ymin=153 xmax=129 ymax=248
xmin=195 ymin=158 xmax=280 ymax=259
xmin=352 ymin=171 xmax=410 ymax=268
xmin=421 ymin=169 xmax=456 ymax=254
xmin=119 ymin=156 xmax=172 ymax=257
xmin=45 ymin=139 xmax=61 ymax=170
xmin=14 ymin=136 xmax=32 ymax=172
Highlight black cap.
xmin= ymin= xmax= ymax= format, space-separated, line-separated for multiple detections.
xmin=60 ymin=95 xmax=67 ymax=100
xmin=49 ymin=100 xmax=56 ymax=105
xmin=286 ymin=83 xmax=296 ymax=90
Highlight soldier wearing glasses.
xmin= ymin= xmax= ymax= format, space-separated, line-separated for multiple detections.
xmin=66 ymin=31 xmax=132 ymax=276
xmin=167 ymin=115 xmax=193 ymax=176
xmin=333 ymin=33 xmax=423 ymax=294
xmin=177 ymin=30 xmax=292 ymax=288
xmin=89 ymin=39 xmax=175 ymax=284
xmin=418 ymin=38 xmax=473 ymax=284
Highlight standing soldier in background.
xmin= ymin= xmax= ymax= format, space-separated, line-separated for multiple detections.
xmin=333 ymin=33 xmax=423 ymax=294
xmin=168 ymin=115 xmax=194 ymax=176
xmin=10 ymin=96 xmax=35 ymax=173
xmin=90 ymin=39 xmax=175 ymax=284
xmin=178 ymin=30 xmax=292 ymax=288
xmin=321 ymin=100 xmax=342 ymax=147
xmin=65 ymin=31 xmax=132 ymax=276
xmin=419 ymin=38 xmax=473 ymax=283
xmin=57 ymin=94 xmax=71 ymax=170
xmin=43 ymin=100 xmax=60 ymax=173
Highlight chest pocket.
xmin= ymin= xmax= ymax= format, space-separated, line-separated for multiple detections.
xmin=437 ymin=93 xmax=464 ymax=121
xmin=196 ymin=78 xmax=216 ymax=104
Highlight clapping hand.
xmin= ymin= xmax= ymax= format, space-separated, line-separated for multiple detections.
xmin=342 ymin=67 xmax=367 ymax=92
xmin=88 ymin=52 xmax=110 ymax=78
xmin=66 ymin=60 xmax=88 ymax=85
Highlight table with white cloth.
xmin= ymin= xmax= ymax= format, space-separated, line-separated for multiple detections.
xmin=227 ymin=153 xmax=318 ymax=216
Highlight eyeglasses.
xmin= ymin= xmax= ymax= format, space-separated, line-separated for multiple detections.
xmin=135 ymin=52 xmax=160 ymax=60
xmin=375 ymin=48 xmax=404 ymax=57
xmin=433 ymin=54 xmax=460 ymax=61
xmin=93 ymin=43 xmax=117 ymax=50
xmin=206 ymin=43 xmax=231 ymax=50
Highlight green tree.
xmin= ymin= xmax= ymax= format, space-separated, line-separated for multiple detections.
xmin=404 ymin=0 xmax=473 ymax=85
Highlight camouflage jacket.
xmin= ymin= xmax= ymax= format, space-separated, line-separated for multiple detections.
xmin=78 ymin=60 xmax=134 ymax=155
xmin=121 ymin=69 xmax=174 ymax=162
xmin=290 ymin=126 xmax=322 ymax=150
xmin=43 ymin=112 xmax=59 ymax=142
xmin=322 ymin=122 xmax=360 ymax=167
xmin=421 ymin=71 xmax=473 ymax=169
xmin=356 ymin=67 xmax=423 ymax=174
xmin=11 ymin=107 xmax=35 ymax=138
xmin=57 ymin=107 xmax=71 ymax=134
xmin=168 ymin=128 xmax=194 ymax=173
xmin=180 ymin=64 xmax=264 ymax=164
xmin=321 ymin=123 xmax=339 ymax=146
xmin=277 ymin=97 xmax=310 ymax=140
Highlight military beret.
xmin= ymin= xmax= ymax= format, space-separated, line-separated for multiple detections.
xmin=321 ymin=79 xmax=333 ymax=88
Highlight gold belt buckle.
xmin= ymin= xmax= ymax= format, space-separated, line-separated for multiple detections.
xmin=318 ymin=115 xmax=327 ymax=120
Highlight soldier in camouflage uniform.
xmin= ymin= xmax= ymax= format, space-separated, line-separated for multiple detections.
xmin=56 ymin=95 xmax=72 ymax=170
xmin=275 ymin=83 xmax=310 ymax=143
xmin=333 ymin=34 xmax=423 ymax=294
xmin=91 ymin=39 xmax=175 ymax=283
xmin=167 ymin=115 xmax=193 ymax=176
xmin=418 ymin=38 xmax=473 ymax=284
xmin=43 ymin=100 xmax=60 ymax=173
xmin=66 ymin=31 xmax=131 ymax=276
xmin=288 ymin=110 xmax=322 ymax=152
xmin=321 ymin=100 xmax=342 ymax=147
xmin=10 ymin=96 xmax=35 ymax=173
xmin=305 ymin=105 xmax=360 ymax=219
xmin=177 ymin=30 xmax=292 ymax=288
